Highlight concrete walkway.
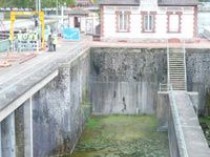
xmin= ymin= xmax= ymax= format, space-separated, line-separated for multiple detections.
xmin=0 ymin=36 xmax=90 ymax=113
xmin=170 ymin=91 xmax=210 ymax=157
xmin=91 ymin=38 xmax=210 ymax=49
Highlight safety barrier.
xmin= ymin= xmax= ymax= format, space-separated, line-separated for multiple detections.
xmin=0 ymin=39 xmax=10 ymax=52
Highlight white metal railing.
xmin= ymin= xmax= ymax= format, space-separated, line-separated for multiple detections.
xmin=159 ymin=83 xmax=170 ymax=92
xmin=168 ymin=85 xmax=189 ymax=157
xmin=167 ymin=39 xmax=170 ymax=87
xmin=182 ymin=40 xmax=187 ymax=91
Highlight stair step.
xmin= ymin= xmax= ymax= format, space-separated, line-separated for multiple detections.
xmin=169 ymin=54 xmax=184 ymax=56
xmin=168 ymin=48 xmax=186 ymax=90
xmin=169 ymin=65 xmax=185 ymax=67
xmin=170 ymin=71 xmax=185 ymax=73
xmin=169 ymin=61 xmax=184 ymax=63
xmin=170 ymin=77 xmax=185 ymax=78
xmin=169 ymin=71 xmax=184 ymax=73
xmin=170 ymin=78 xmax=185 ymax=80
xmin=169 ymin=66 xmax=185 ymax=68
xmin=170 ymin=56 xmax=184 ymax=58
xmin=169 ymin=59 xmax=184 ymax=61
xmin=170 ymin=83 xmax=186 ymax=86
xmin=170 ymin=82 xmax=186 ymax=84
xmin=170 ymin=81 xmax=186 ymax=83
xmin=169 ymin=71 xmax=185 ymax=72
xmin=170 ymin=74 xmax=185 ymax=75
xmin=169 ymin=60 xmax=184 ymax=62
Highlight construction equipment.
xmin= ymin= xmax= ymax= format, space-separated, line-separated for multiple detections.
xmin=9 ymin=11 xmax=45 ymax=49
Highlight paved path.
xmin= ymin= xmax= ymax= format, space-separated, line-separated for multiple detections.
xmin=170 ymin=91 xmax=210 ymax=157
xmin=91 ymin=38 xmax=210 ymax=49
xmin=0 ymin=36 xmax=90 ymax=110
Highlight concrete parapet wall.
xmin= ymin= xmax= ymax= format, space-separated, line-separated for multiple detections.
xmin=168 ymin=91 xmax=210 ymax=157
xmin=157 ymin=92 xmax=169 ymax=131
xmin=168 ymin=100 xmax=180 ymax=157
xmin=32 ymin=51 xmax=90 ymax=156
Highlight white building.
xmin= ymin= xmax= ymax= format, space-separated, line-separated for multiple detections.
xmin=98 ymin=0 xmax=198 ymax=41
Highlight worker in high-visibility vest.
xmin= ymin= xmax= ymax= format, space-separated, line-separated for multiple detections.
xmin=52 ymin=34 xmax=58 ymax=51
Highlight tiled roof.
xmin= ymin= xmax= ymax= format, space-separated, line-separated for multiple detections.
xmin=158 ymin=0 xmax=198 ymax=6
xmin=98 ymin=0 xmax=139 ymax=5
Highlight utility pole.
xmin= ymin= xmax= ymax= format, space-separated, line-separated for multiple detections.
xmin=35 ymin=0 xmax=41 ymax=52
xmin=56 ymin=0 xmax=59 ymax=16
xmin=35 ymin=0 xmax=41 ymax=12
xmin=38 ymin=0 xmax=41 ymax=12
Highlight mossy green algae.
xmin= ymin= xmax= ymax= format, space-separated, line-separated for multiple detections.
xmin=70 ymin=115 xmax=169 ymax=157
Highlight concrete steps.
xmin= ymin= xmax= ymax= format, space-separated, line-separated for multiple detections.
xmin=168 ymin=48 xmax=187 ymax=91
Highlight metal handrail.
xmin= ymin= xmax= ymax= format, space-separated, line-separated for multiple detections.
xmin=167 ymin=39 xmax=170 ymax=88
xmin=168 ymin=85 xmax=189 ymax=157
xmin=159 ymin=83 xmax=169 ymax=91
xmin=182 ymin=40 xmax=187 ymax=91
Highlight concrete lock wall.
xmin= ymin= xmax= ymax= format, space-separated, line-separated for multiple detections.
xmin=3 ymin=47 xmax=210 ymax=157
xmin=157 ymin=92 xmax=181 ymax=157
xmin=168 ymin=103 xmax=180 ymax=157
xmin=32 ymin=52 xmax=90 ymax=156
xmin=88 ymin=48 xmax=210 ymax=116
xmin=89 ymin=47 xmax=167 ymax=114
xmin=186 ymin=48 xmax=210 ymax=114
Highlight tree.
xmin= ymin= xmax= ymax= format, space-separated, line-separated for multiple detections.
xmin=64 ymin=0 xmax=76 ymax=7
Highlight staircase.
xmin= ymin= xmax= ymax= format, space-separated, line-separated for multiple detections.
xmin=168 ymin=48 xmax=187 ymax=91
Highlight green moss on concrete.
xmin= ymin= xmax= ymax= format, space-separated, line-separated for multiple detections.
xmin=70 ymin=115 xmax=169 ymax=157
xmin=199 ymin=116 xmax=210 ymax=146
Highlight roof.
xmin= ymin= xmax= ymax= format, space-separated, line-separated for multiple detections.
xmin=158 ymin=0 xmax=199 ymax=6
xmin=98 ymin=0 xmax=198 ymax=6
xmin=98 ymin=0 xmax=139 ymax=5
xmin=68 ymin=8 xmax=89 ymax=16
xmin=76 ymin=0 xmax=92 ymax=4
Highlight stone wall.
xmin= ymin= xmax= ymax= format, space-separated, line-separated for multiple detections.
xmin=32 ymin=51 xmax=90 ymax=157
xmin=186 ymin=48 xmax=210 ymax=114
xmin=90 ymin=47 xmax=167 ymax=114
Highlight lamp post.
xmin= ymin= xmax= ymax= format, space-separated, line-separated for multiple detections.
xmin=38 ymin=0 xmax=41 ymax=12
xmin=35 ymin=0 xmax=42 ymax=52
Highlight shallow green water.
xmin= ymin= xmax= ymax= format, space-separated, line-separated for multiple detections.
xmin=70 ymin=115 xmax=169 ymax=157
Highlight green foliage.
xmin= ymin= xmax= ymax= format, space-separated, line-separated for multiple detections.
xmin=0 ymin=0 xmax=76 ymax=8
xmin=0 ymin=0 xmax=34 ymax=8
xmin=199 ymin=116 xmax=210 ymax=146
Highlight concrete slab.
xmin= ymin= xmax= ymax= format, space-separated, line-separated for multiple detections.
xmin=171 ymin=91 xmax=210 ymax=157
xmin=0 ymin=36 xmax=90 ymax=121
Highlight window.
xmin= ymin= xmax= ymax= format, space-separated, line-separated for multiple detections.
xmin=141 ymin=12 xmax=156 ymax=33
xmin=169 ymin=15 xmax=179 ymax=32
xmin=167 ymin=12 xmax=182 ymax=33
xmin=116 ymin=11 xmax=130 ymax=32
xmin=144 ymin=14 xmax=154 ymax=32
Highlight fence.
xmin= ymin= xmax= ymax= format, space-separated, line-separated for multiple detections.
xmin=0 ymin=39 xmax=10 ymax=52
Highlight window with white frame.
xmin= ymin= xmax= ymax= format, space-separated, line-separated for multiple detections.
xmin=116 ymin=11 xmax=130 ymax=32
xmin=169 ymin=14 xmax=180 ymax=33
xmin=143 ymin=14 xmax=154 ymax=32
